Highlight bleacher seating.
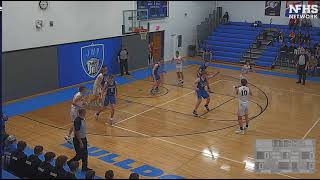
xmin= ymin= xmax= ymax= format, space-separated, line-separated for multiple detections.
xmin=201 ymin=21 xmax=320 ymax=68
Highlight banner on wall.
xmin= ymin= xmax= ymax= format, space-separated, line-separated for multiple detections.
xmin=57 ymin=38 xmax=122 ymax=88
xmin=265 ymin=1 xmax=281 ymax=16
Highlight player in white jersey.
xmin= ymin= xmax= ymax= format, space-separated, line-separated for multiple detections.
xmin=64 ymin=86 xmax=87 ymax=144
xmin=235 ymin=61 xmax=255 ymax=89
xmin=90 ymin=65 xmax=107 ymax=106
xmin=171 ymin=51 xmax=184 ymax=86
xmin=240 ymin=61 xmax=255 ymax=82
xmin=234 ymin=79 xmax=252 ymax=135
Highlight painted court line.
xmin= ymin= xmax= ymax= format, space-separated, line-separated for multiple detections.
xmin=114 ymin=80 xmax=222 ymax=126
xmin=221 ymin=79 xmax=320 ymax=97
xmin=302 ymin=117 xmax=320 ymax=140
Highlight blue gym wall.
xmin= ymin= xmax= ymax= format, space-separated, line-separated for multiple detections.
xmin=3 ymin=34 xmax=149 ymax=102
xmin=57 ymin=37 xmax=122 ymax=88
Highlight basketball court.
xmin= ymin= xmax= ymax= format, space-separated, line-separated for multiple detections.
xmin=4 ymin=61 xmax=320 ymax=179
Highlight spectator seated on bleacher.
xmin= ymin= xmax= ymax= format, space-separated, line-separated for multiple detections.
xmin=303 ymin=33 xmax=311 ymax=47
xmin=280 ymin=44 xmax=288 ymax=61
xmin=289 ymin=18 xmax=295 ymax=30
xmin=9 ymin=141 xmax=28 ymax=177
xmin=315 ymin=44 xmax=320 ymax=59
xmin=287 ymin=44 xmax=296 ymax=65
xmin=105 ymin=170 xmax=114 ymax=179
xmin=129 ymin=173 xmax=140 ymax=179
xmin=4 ymin=135 xmax=17 ymax=154
xmin=3 ymin=135 xmax=17 ymax=170
xmin=301 ymin=18 xmax=312 ymax=30
xmin=53 ymin=155 xmax=70 ymax=179
xmin=278 ymin=31 xmax=284 ymax=44
xmin=222 ymin=12 xmax=229 ymax=24
xmin=252 ymin=21 xmax=262 ymax=28
xmin=85 ymin=170 xmax=96 ymax=179
xmin=67 ymin=161 xmax=79 ymax=179
xmin=289 ymin=31 xmax=296 ymax=44
xmin=25 ymin=145 xmax=44 ymax=178
xmin=37 ymin=152 xmax=56 ymax=179
xmin=296 ymin=31 xmax=303 ymax=45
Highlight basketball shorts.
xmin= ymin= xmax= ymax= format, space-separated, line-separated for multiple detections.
xmin=104 ymin=95 xmax=116 ymax=107
xmin=196 ymin=89 xmax=209 ymax=99
xmin=154 ymin=74 xmax=160 ymax=81
xmin=70 ymin=107 xmax=79 ymax=122
xmin=176 ymin=64 xmax=183 ymax=72
xmin=238 ymin=102 xmax=249 ymax=116
xmin=93 ymin=86 xmax=100 ymax=96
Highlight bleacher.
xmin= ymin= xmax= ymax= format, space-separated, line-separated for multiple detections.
xmin=201 ymin=21 xmax=320 ymax=68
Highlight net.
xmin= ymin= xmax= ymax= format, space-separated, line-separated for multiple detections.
xmin=139 ymin=29 xmax=148 ymax=40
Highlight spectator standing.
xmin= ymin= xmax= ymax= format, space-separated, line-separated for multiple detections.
xmin=118 ymin=47 xmax=130 ymax=76
xmin=308 ymin=55 xmax=317 ymax=76
xmin=222 ymin=12 xmax=229 ymax=24
xmin=296 ymin=48 xmax=309 ymax=85
xmin=68 ymin=109 xmax=92 ymax=172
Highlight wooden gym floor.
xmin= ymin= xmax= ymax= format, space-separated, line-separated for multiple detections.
xmin=6 ymin=63 xmax=320 ymax=179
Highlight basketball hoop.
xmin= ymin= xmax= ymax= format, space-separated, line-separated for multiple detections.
xmin=134 ymin=28 xmax=147 ymax=40
xmin=140 ymin=29 xmax=148 ymax=40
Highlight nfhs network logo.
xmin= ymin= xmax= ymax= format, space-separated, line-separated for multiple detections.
xmin=289 ymin=4 xmax=319 ymax=19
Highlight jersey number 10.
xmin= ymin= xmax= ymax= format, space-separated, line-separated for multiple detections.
xmin=241 ymin=90 xmax=248 ymax=96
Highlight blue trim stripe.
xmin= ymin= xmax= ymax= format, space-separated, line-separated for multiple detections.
xmin=3 ymin=61 xmax=320 ymax=117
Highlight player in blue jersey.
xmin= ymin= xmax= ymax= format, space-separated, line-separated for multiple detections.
xmin=193 ymin=72 xmax=211 ymax=117
xmin=150 ymin=62 xmax=161 ymax=95
xmin=95 ymin=75 xmax=118 ymax=126
xmin=197 ymin=62 xmax=214 ymax=93
xmin=103 ymin=75 xmax=118 ymax=125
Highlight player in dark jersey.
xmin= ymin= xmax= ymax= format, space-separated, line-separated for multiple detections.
xmin=150 ymin=62 xmax=161 ymax=95
xmin=193 ymin=72 xmax=211 ymax=117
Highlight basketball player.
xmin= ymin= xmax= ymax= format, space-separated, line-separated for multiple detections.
xmin=90 ymin=65 xmax=107 ymax=106
xmin=150 ymin=62 xmax=161 ymax=95
xmin=197 ymin=62 xmax=213 ymax=93
xmin=95 ymin=75 xmax=118 ymax=126
xmin=65 ymin=86 xmax=87 ymax=144
xmin=193 ymin=72 xmax=211 ymax=117
xmin=171 ymin=51 xmax=184 ymax=86
xmin=235 ymin=61 xmax=255 ymax=88
xmin=234 ymin=79 xmax=252 ymax=135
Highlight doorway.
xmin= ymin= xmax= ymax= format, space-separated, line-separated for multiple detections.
xmin=149 ymin=31 xmax=164 ymax=63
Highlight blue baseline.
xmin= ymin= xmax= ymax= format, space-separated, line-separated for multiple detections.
xmin=3 ymin=60 xmax=320 ymax=118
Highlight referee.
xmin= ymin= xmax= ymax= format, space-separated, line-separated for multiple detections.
xmin=296 ymin=48 xmax=309 ymax=85
xmin=118 ymin=47 xmax=130 ymax=76
xmin=67 ymin=109 xmax=92 ymax=172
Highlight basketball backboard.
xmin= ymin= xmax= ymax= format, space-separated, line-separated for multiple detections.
xmin=123 ymin=10 xmax=149 ymax=34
